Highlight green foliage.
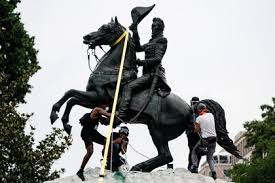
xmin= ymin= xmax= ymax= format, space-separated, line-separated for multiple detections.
xmin=245 ymin=98 xmax=275 ymax=159
xmin=0 ymin=1 xmax=72 ymax=182
xmin=230 ymin=98 xmax=275 ymax=183
xmin=0 ymin=0 xmax=40 ymax=104
xmin=0 ymin=108 xmax=72 ymax=182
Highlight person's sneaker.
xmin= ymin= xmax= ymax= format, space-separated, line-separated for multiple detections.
xmin=211 ymin=171 xmax=217 ymax=180
xmin=190 ymin=165 xmax=198 ymax=173
xmin=76 ymin=169 xmax=85 ymax=181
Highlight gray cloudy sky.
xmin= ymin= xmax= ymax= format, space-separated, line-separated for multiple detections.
xmin=18 ymin=0 xmax=275 ymax=176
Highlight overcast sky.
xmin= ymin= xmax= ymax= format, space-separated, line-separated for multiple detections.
xmin=17 ymin=0 xmax=275 ymax=177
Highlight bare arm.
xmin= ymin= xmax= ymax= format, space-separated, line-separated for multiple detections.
xmin=112 ymin=137 xmax=128 ymax=154
xmin=112 ymin=137 xmax=122 ymax=144
xmin=90 ymin=107 xmax=111 ymax=119
xmin=194 ymin=122 xmax=201 ymax=133
xmin=120 ymin=139 xmax=128 ymax=154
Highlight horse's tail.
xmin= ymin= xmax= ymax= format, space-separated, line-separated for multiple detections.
xmin=201 ymin=99 xmax=243 ymax=159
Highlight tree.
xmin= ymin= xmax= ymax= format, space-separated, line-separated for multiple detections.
xmin=0 ymin=0 xmax=72 ymax=182
xmin=230 ymin=98 xmax=275 ymax=183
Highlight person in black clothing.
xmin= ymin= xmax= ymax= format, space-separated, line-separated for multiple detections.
xmin=76 ymin=105 xmax=111 ymax=181
xmin=190 ymin=96 xmax=200 ymax=114
xmin=187 ymin=97 xmax=202 ymax=171
xmin=104 ymin=126 xmax=129 ymax=171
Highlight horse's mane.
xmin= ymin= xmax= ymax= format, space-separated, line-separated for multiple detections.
xmin=103 ymin=22 xmax=126 ymax=37
xmin=107 ymin=22 xmax=135 ymax=52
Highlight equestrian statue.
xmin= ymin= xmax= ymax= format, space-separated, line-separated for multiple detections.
xmin=50 ymin=5 xmax=241 ymax=172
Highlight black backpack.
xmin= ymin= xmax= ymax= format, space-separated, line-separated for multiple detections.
xmin=196 ymin=138 xmax=209 ymax=156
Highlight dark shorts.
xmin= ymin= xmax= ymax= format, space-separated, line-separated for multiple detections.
xmin=81 ymin=128 xmax=106 ymax=147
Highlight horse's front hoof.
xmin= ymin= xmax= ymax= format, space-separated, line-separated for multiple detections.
xmin=63 ymin=124 xmax=72 ymax=135
xmin=50 ymin=112 xmax=59 ymax=124
xmin=52 ymin=103 xmax=61 ymax=112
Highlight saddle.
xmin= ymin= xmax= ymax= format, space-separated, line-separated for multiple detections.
xmin=105 ymin=68 xmax=170 ymax=123
xmin=106 ymin=86 xmax=162 ymax=122
xmin=130 ymin=88 xmax=161 ymax=121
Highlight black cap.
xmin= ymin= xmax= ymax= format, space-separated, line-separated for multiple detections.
xmin=191 ymin=96 xmax=200 ymax=102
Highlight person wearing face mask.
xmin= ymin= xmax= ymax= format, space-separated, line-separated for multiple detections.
xmin=104 ymin=126 xmax=130 ymax=171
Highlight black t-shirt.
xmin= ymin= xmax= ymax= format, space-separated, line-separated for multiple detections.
xmin=79 ymin=113 xmax=99 ymax=129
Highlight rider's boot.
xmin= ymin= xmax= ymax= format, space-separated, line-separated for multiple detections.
xmin=117 ymin=108 xmax=127 ymax=119
xmin=117 ymin=88 xmax=131 ymax=119
xmin=113 ymin=116 xmax=122 ymax=127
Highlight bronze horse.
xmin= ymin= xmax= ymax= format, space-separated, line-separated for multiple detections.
xmin=50 ymin=18 xmax=241 ymax=172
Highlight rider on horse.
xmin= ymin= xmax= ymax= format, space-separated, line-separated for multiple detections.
xmin=118 ymin=17 xmax=171 ymax=118
xmin=50 ymin=9 xmax=241 ymax=171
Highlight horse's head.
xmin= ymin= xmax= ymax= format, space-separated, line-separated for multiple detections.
xmin=83 ymin=17 xmax=125 ymax=49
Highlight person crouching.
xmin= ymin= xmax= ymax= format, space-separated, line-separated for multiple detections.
xmin=104 ymin=126 xmax=129 ymax=171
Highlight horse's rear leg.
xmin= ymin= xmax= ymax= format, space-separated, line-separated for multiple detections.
xmin=61 ymin=97 xmax=94 ymax=135
xmin=131 ymin=124 xmax=173 ymax=172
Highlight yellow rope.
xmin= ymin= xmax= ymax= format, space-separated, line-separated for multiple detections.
xmin=112 ymin=31 xmax=127 ymax=47
xmin=98 ymin=31 xmax=129 ymax=182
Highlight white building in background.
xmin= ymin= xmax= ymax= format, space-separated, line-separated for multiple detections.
xmin=199 ymin=131 xmax=254 ymax=180
xmin=231 ymin=131 xmax=254 ymax=165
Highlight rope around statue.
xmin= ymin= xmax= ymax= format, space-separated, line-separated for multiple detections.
xmin=49 ymin=4 xmax=243 ymax=182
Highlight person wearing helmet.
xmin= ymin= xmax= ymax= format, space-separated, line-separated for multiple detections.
xmin=104 ymin=126 xmax=130 ymax=171
xmin=190 ymin=103 xmax=217 ymax=180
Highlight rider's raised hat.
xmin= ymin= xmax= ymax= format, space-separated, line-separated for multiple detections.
xmin=131 ymin=4 xmax=155 ymax=25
